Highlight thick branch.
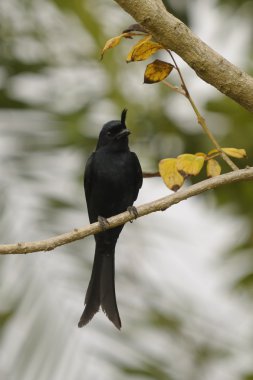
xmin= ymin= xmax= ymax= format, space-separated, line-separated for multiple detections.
xmin=0 ymin=167 xmax=252 ymax=255
xmin=114 ymin=0 xmax=253 ymax=113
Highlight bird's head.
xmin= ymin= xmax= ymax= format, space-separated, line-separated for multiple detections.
xmin=96 ymin=109 xmax=131 ymax=150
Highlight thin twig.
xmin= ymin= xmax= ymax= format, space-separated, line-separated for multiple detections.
xmin=167 ymin=50 xmax=239 ymax=171
xmin=0 ymin=167 xmax=252 ymax=255
xmin=142 ymin=171 xmax=160 ymax=178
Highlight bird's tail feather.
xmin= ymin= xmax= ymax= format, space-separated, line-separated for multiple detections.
xmin=78 ymin=243 xmax=121 ymax=329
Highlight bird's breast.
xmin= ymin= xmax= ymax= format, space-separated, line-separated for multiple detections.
xmin=90 ymin=151 xmax=135 ymax=215
xmin=94 ymin=152 xmax=131 ymax=185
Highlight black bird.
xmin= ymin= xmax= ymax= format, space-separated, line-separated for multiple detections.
xmin=78 ymin=109 xmax=143 ymax=329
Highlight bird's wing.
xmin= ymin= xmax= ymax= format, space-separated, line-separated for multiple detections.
xmin=131 ymin=152 xmax=143 ymax=201
xmin=84 ymin=152 xmax=95 ymax=203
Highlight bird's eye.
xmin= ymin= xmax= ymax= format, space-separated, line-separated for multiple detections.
xmin=107 ymin=131 xmax=112 ymax=136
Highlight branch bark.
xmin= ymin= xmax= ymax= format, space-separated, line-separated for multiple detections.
xmin=1 ymin=167 xmax=252 ymax=255
xmin=114 ymin=0 xmax=253 ymax=113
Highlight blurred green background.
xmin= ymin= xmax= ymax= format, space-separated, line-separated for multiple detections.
xmin=0 ymin=0 xmax=253 ymax=379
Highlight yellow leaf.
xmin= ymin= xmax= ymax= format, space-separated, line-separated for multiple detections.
xmin=159 ymin=158 xmax=184 ymax=192
xmin=222 ymin=147 xmax=247 ymax=159
xmin=195 ymin=152 xmax=207 ymax=158
xmin=101 ymin=34 xmax=127 ymax=59
xmin=207 ymin=147 xmax=247 ymax=159
xmin=176 ymin=154 xmax=205 ymax=176
xmin=207 ymin=148 xmax=219 ymax=157
xmin=144 ymin=59 xmax=174 ymax=84
xmin=126 ymin=36 xmax=163 ymax=62
xmin=126 ymin=35 xmax=151 ymax=62
xmin=206 ymin=159 xmax=221 ymax=178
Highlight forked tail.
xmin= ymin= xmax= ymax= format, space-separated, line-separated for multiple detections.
xmin=78 ymin=243 xmax=121 ymax=329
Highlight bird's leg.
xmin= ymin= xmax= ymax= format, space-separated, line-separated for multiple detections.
xmin=98 ymin=216 xmax=110 ymax=231
xmin=127 ymin=206 xmax=138 ymax=223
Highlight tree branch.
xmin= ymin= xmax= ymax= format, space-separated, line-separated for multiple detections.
xmin=1 ymin=167 xmax=252 ymax=255
xmin=114 ymin=0 xmax=253 ymax=113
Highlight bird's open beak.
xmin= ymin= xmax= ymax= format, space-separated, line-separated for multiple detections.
xmin=115 ymin=129 xmax=131 ymax=140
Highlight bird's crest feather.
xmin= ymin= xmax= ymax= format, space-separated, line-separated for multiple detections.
xmin=121 ymin=109 xmax=128 ymax=128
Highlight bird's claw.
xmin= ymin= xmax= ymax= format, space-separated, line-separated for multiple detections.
xmin=98 ymin=216 xmax=110 ymax=231
xmin=127 ymin=206 xmax=138 ymax=223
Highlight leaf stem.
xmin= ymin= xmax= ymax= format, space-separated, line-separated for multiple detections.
xmin=162 ymin=80 xmax=185 ymax=95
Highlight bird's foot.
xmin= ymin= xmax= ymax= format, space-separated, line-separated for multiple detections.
xmin=98 ymin=216 xmax=110 ymax=231
xmin=127 ymin=206 xmax=138 ymax=223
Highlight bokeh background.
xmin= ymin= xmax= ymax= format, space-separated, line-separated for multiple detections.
xmin=0 ymin=0 xmax=253 ymax=379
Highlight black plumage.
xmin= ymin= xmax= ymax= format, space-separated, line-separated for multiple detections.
xmin=78 ymin=109 xmax=142 ymax=329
